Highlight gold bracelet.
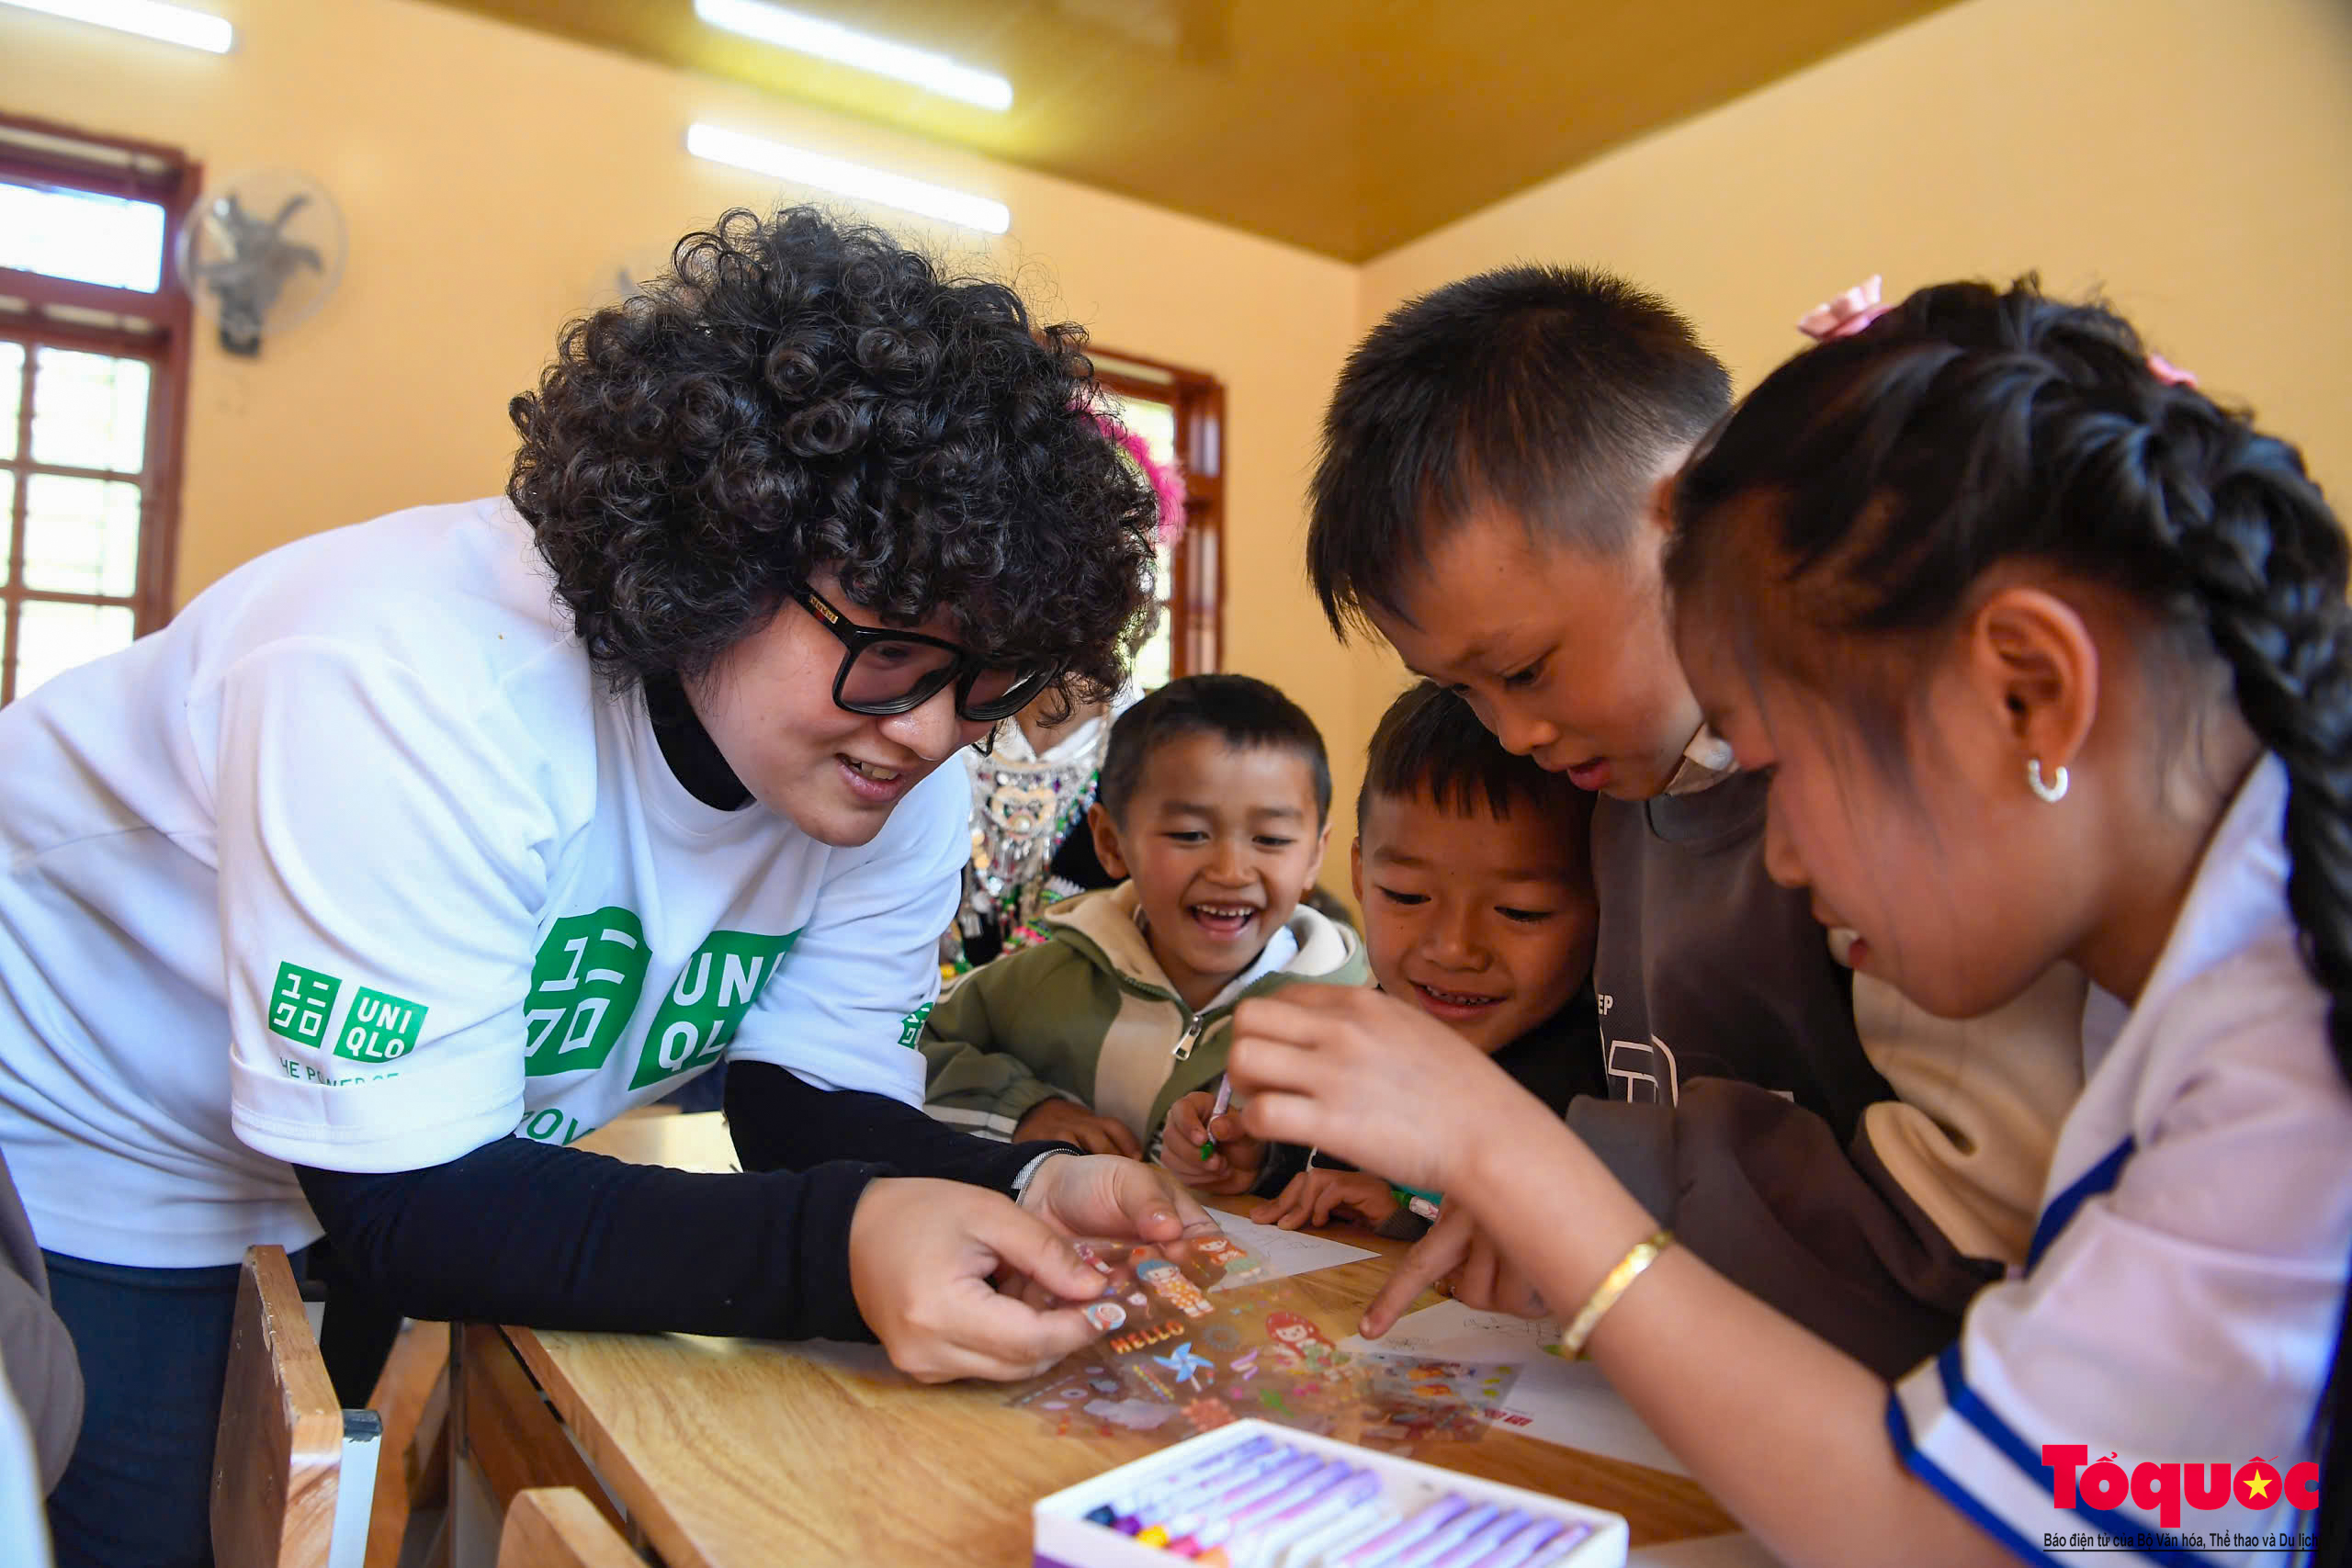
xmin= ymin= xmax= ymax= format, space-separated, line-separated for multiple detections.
xmin=1557 ymin=1229 xmax=1675 ymax=1359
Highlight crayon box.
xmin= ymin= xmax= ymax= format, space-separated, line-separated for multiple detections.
xmin=1033 ymin=1417 xmax=1628 ymax=1568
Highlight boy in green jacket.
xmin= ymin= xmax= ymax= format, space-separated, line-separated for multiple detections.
xmin=922 ymin=675 xmax=1370 ymax=1157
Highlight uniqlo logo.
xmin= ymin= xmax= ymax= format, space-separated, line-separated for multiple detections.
xmin=267 ymin=962 xmax=342 ymax=1047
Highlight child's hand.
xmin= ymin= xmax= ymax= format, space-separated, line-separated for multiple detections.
xmin=1014 ymin=1097 xmax=1143 ymax=1158
xmin=1251 ymin=1168 xmax=1399 ymax=1232
xmin=1361 ymin=1201 xmax=1548 ymax=1338
xmin=1159 ymin=1089 xmax=1264 ymax=1195
xmin=1227 ymin=987 xmax=1527 ymax=1198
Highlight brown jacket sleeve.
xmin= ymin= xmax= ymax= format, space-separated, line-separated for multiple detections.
xmin=1569 ymin=1080 xmax=2000 ymax=1380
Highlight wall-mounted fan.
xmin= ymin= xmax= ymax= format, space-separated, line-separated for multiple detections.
xmin=177 ymin=170 xmax=347 ymax=357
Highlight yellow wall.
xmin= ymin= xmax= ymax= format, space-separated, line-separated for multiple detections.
xmin=1363 ymin=0 xmax=2352 ymax=474
xmin=1347 ymin=0 xmax=2352 ymax=734
xmin=0 ymin=0 xmax=1382 ymax=851
xmin=5 ymin=0 xmax=2349 ymax=868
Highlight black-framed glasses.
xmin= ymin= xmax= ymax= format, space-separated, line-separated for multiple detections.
xmin=791 ymin=583 xmax=1061 ymax=725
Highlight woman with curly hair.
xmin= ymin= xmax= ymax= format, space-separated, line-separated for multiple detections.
xmin=0 ymin=207 xmax=1203 ymax=1568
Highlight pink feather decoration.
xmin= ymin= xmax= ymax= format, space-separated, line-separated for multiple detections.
xmin=1092 ymin=411 xmax=1188 ymax=547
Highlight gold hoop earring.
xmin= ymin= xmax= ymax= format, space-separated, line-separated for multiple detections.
xmin=2027 ymin=757 xmax=2069 ymax=804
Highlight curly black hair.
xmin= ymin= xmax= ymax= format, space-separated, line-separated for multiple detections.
xmin=507 ymin=208 xmax=1159 ymax=704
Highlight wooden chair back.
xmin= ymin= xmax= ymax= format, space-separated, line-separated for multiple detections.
xmin=212 ymin=1244 xmax=382 ymax=1568
xmin=496 ymin=1488 xmax=642 ymax=1568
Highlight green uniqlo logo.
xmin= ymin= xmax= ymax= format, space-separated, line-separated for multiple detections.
xmin=267 ymin=963 xmax=341 ymax=1047
xmin=335 ymin=987 xmax=428 ymax=1064
xmin=524 ymin=908 xmax=650 ymax=1077
xmin=628 ymin=930 xmax=800 ymax=1089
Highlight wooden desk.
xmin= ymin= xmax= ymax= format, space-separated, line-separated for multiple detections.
xmin=455 ymin=1113 xmax=1737 ymax=1567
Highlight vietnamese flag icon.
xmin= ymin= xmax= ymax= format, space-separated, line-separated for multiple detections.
xmin=2237 ymin=1458 xmax=2282 ymax=1508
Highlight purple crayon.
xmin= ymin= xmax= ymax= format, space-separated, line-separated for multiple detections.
xmin=1272 ymin=1503 xmax=1399 ymax=1568
xmin=1426 ymin=1509 xmax=1532 ymax=1565
xmin=1381 ymin=1502 xmax=1501 ymax=1568
xmin=1127 ymin=1455 xmax=1295 ymax=1538
xmin=1459 ymin=1518 xmax=1576 ymax=1568
xmin=1513 ymin=1526 xmax=1595 ymax=1568
xmin=1236 ymin=1467 xmax=1382 ymax=1567
xmin=1149 ymin=1451 xmax=1322 ymax=1542
xmin=1336 ymin=1495 xmax=1473 ymax=1568
xmin=1168 ymin=1459 xmax=1358 ymax=1558
xmin=1114 ymin=1437 xmax=1280 ymax=1533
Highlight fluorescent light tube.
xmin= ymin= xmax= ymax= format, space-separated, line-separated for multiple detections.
xmin=1 ymin=0 xmax=232 ymax=52
xmin=695 ymin=0 xmax=1011 ymax=112
xmin=686 ymin=123 xmax=1010 ymax=235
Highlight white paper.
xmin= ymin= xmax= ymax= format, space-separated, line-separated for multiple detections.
xmin=1344 ymin=1298 xmax=1562 ymax=1360
xmin=1339 ymin=1299 xmax=1687 ymax=1476
xmin=1211 ymin=1211 xmax=1380 ymax=1280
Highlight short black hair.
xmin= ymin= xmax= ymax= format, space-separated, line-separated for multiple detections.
xmin=1307 ymin=264 xmax=1731 ymax=638
xmin=509 ymin=207 xmax=1158 ymax=699
xmin=1098 ymin=674 xmax=1332 ymax=825
xmin=1356 ymin=681 xmax=1589 ymax=831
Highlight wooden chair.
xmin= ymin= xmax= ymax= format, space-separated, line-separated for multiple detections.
xmin=496 ymin=1488 xmax=642 ymax=1568
xmin=212 ymin=1245 xmax=383 ymax=1568
xmin=361 ymin=1319 xmax=450 ymax=1568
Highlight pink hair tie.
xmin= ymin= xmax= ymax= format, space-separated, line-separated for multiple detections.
xmin=1797 ymin=275 xmax=1892 ymax=342
xmin=1090 ymin=411 xmax=1188 ymax=547
xmin=2144 ymin=352 xmax=2199 ymax=389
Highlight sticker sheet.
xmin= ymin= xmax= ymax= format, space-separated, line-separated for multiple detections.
xmin=1007 ymin=1233 xmax=1515 ymax=1453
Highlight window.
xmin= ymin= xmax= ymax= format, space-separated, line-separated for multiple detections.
xmin=1091 ymin=351 xmax=1225 ymax=691
xmin=0 ymin=115 xmax=197 ymax=705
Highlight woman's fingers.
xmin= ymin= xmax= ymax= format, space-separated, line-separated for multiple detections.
xmin=896 ymin=1284 xmax=1100 ymax=1383
xmin=974 ymin=1190 xmax=1105 ymax=1303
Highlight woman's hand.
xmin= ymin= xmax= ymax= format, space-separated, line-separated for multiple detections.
xmin=1014 ymin=1097 xmax=1143 ymax=1157
xmin=1159 ymin=1090 xmax=1264 ymax=1195
xmin=1226 ymin=987 xmax=1526 ymax=1196
xmin=1360 ymin=1201 xmax=1548 ymax=1337
xmin=845 ymin=1177 xmax=1109 ymax=1382
xmin=1250 ymin=1168 xmax=1399 ymax=1232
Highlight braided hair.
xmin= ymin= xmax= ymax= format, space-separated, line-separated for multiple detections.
xmin=1666 ymin=277 xmax=2352 ymax=1557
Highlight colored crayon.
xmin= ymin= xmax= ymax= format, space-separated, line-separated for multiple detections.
xmin=1201 ymin=1076 xmax=1234 ymax=1159
xmin=1381 ymin=1502 xmax=1500 ymax=1568
xmin=1074 ymin=1438 xmax=1601 ymax=1568
xmin=1334 ymin=1495 xmax=1471 ymax=1567
xmin=1238 ymin=1468 xmax=1382 ymax=1568
xmin=1169 ymin=1460 xmax=1355 ymax=1557
xmin=1456 ymin=1518 xmax=1568 ymax=1568
xmin=1117 ymin=1438 xmax=1283 ymax=1533
xmin=1513 ymin=1527 xmax=1594 ymax=1568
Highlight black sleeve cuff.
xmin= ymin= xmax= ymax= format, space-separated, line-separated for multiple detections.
xmin=726 ymin=1059 xmax=1078 ymax=1194
xmin=297 ymin=1138 xmax=888 ymax=1342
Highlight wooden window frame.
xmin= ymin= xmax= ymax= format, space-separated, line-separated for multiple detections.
xmin=0 ymin=112 xmax=199 ymax=704
xmin=1091 ymin=349 xmax=1225 ymax=680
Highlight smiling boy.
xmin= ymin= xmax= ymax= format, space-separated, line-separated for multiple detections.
xmin=1295 ymin=265 xmax=2086 ymax=1374
xmin=922 ymin=675 xmax=1369 ymax=1156
xmin=1164 ymin=682 xmax=1600 ymax=1237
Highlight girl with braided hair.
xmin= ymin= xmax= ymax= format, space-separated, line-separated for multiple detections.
xmin=1221 ymin=276 xmax=2352 ymax=1565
